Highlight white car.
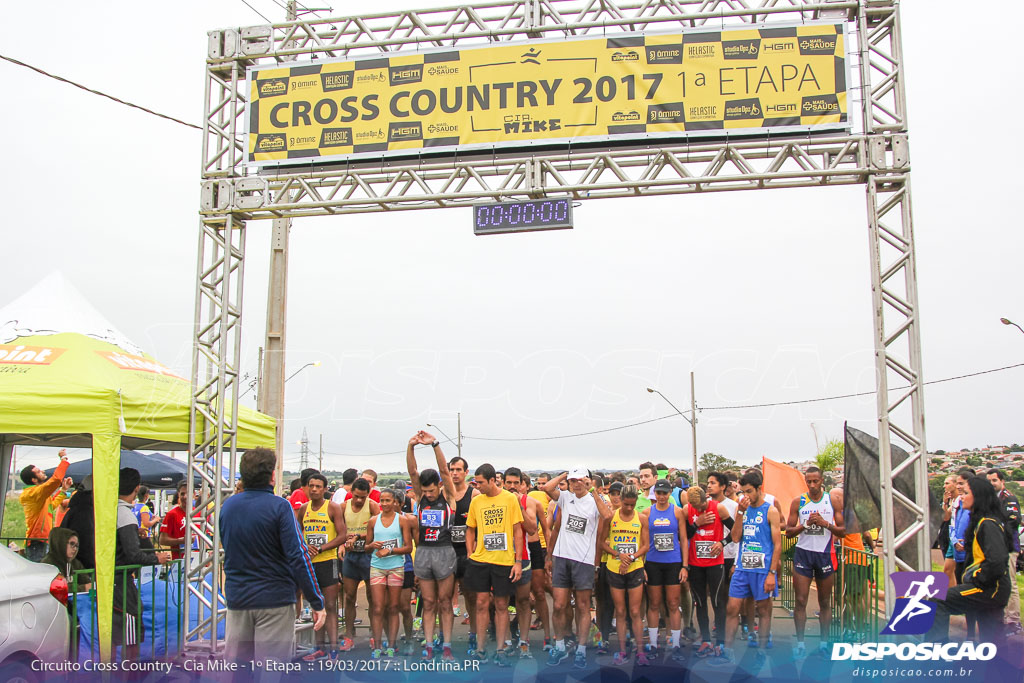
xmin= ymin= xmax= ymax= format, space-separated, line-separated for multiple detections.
xmin=0 ymin=546 xmax=70 ymax=683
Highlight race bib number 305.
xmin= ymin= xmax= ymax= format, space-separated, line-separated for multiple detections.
xmin=484 ymin=532 xmax=508 ymax=551
xmin=566 ymin=514 xmax=588 ymax=535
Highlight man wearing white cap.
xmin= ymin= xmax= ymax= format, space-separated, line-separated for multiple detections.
xmin=542 ymin=467 xmax=612 ymax=669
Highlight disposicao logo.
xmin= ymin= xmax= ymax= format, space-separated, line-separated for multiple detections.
xmin=832 ymin=571 xmax=998 ymax=662
xmin=882 ymin=571 xmax=948 ymax=635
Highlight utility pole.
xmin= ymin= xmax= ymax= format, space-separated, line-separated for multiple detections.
xmin=690 ymin=371 xmax=698 ymax=484
xmin=261 ymin=0 xmax=298 ymax=494
xmin=299 ymin=428 xmax=310 ymax=471
xmin=319 ymin=433 xmax=323 ymax=472
xmin=457 ymin=412 xmax=462 ymax=462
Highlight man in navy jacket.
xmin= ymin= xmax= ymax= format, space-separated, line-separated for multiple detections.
xmin=222 ymin=447 xmax=326 ymax=663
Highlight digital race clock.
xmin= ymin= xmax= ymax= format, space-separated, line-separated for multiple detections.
xmin=472 ymin=199 xmax=573 ymax=235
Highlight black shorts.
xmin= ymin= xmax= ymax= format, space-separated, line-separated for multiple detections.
xmin=607 ymin=567 xmax=645 ymax=590
xmin=455 ymin=553 xmax=469 ymax=580
xmin=403 ymin=570 xmax=415 ymax=589
xmin=645 ymin=561 xmax=682 ymax=587
xmin=314 ymin=559 xmax=340 ymax=589
xmin=464 ymin=559 xmax=516 ymax=598
xmin=529 ymin=541 xmax=547 ymax=571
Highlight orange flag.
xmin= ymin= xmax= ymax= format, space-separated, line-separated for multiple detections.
xmin=761 ymin=456 xmax=807 ymax=521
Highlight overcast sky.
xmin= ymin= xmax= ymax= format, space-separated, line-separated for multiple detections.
xmin=3 ymin=1 xmax=1020 ymax=476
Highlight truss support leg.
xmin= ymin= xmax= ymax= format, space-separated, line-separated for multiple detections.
xmin=187 ymin=213 xmax=247 ymax=655
xmin=865 ymin=170 xmax=929 ymax=618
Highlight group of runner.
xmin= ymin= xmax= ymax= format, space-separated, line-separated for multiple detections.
xmin=290 ymin=439 xmax=848 ymax=669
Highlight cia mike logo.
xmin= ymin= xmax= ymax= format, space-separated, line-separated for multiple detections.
xmin=881 ymin=571 xmax=949 ymax=635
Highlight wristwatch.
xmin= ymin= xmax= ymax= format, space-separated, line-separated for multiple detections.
xmin=431 ymin=441 xmax=439 ymax=448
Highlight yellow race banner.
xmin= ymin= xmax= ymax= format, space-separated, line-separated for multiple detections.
xmin=247 ymin=22 xmax=848 ymax=165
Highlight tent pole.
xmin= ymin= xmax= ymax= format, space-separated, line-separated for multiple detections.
xmin=0 ymin=440 xmax=11 ymax=531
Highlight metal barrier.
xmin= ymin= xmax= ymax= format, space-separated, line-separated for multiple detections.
xmin=0 ymin=534 xmax=49 ymax=554
xmin=68 ymin=558 xmax=186 ymax=661
xmin=777 ymin=538 xmax=881 ymax=643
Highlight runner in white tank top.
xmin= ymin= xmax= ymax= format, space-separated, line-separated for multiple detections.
xmin=784 ymin=467 xmax=845 ymax=659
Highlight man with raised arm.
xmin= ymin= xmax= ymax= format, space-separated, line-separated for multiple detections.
xmin=406 ymin=430 xmax=460 ymax=661
xmin=543 ymin=467 xmax=613 ymax=670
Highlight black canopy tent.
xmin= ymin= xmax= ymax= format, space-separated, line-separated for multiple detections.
xmin=47 ymin=450 xmax=189 ymax=490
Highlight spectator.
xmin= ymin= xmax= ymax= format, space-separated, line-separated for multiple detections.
xmin=222 ymin=447 xmax=325 ymax=663
xmin=114 ymin=468 xmax=171 ymax=659
xmin=987 ymin=469 xmax=1021 ymax=635
xmin=927 ymin=476 xmax=1011 ymax=642
xmin=19 ymin=448 xmax=73 ymax=561
xmin=133 ymin=486 xmax=161 ymax=550
xmin=40 ymin=527 xmax=87 ymax=589
xmin=159 ymin=481 xmax=189 ymax=560
xmin=60 ymin=475 xmax=95 ymax=569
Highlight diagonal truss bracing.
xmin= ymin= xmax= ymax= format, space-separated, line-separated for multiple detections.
xmin=190 ymin=0 xmax=925 ymax=652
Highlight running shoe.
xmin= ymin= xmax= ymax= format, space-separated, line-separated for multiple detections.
xmin=613 ymin=651 xmax=629 ymax=665
xmin=710 ymin=647 xmax=735 ymax=667
xmin=385 ymin=648 xmax=395 ymax=658
xmin=370 ymin=649 xmax=382 ymax=660
xmin=302 ymin=649 xmax=328 ymax=662
xmin=442 ymin=646 xmax=455 ymax=662
xmin=636 ymin=651 xmax=651 ymax=667
xmin=469 ymin=649 xmax=489 ymax=664
xmin=643 ymin=643 xmax=658 ymax=656
xmin=433 ymin=633 xmax=443 ymax=649
xmin=765 ymin=633 xmax=774 ymax=650
xmin=793 ymin=642 xmax=807 ymax=661
xmin=461 ymin=614 xmax=471 ymax=625
xmin=818 ymin=642 xmax=830 ymax=656
xmin=695 ymin=642 xmax=715 ymax=658
xmin=573 ymin=651 xmax=587 ymax=669
xmin=747 ymin=630 xmax=758 ymax=646
xmin=503 ymin=641 xmax=516 ymax=657
xmin=494 ymin=651 xmax=512 ymax=668
xmin=338 ymin=637 xmax=355 ymax=652
xmin=467 ymin=633 xmax=478 ymax=655
xmin=671 ymin=645 xmax=686 ymax=662
xmin=547 ymin=647 xmax=569 ymax=667
xmin=422 ymin=644 xmax=435 ymax=660
xmin=543 ymin=637 xmax=554 ymax=652
xmin=453 ymin=606 xmax=460 ymax=616
xmin=531 ymin=618 xmax=543 ymax=631
xmin=519 ymin=642 xmax=533 ymax=659
xmin=597 ymin=640 xmax=610 ymax=655
xmin=413 ymin=617 xmax=423 ymax=631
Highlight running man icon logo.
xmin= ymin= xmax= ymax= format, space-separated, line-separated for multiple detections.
xmin=881 ymin=572 xmax=949 ymax=635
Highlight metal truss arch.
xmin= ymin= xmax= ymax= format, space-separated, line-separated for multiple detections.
xmin=189 ymin=0 xmax=927 ymax=652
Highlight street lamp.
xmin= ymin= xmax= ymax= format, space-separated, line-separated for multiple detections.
xmin=426 ymin=413 xmax=462 ymax=461
xmin=647 ymin=374 xmax=699 ymax=485
xmin=285 ymin=360 xmax=321 ymax=383
xmin=1000 ymin=318 xmax=1024 ymax=336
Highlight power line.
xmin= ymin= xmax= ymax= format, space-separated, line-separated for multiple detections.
xmin=321 ymin=437 xmax=457 ymax=459
xmin=0 ymin=53 xmax=202 ymax=131
xmin=239 ymin=0 xmax=273 ymax=22
xmin=462 ymin=362 xmax=1024 ymax=443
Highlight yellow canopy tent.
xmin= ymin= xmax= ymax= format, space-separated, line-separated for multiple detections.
xmin=0 ymin=273 xmax=275 ymax=659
